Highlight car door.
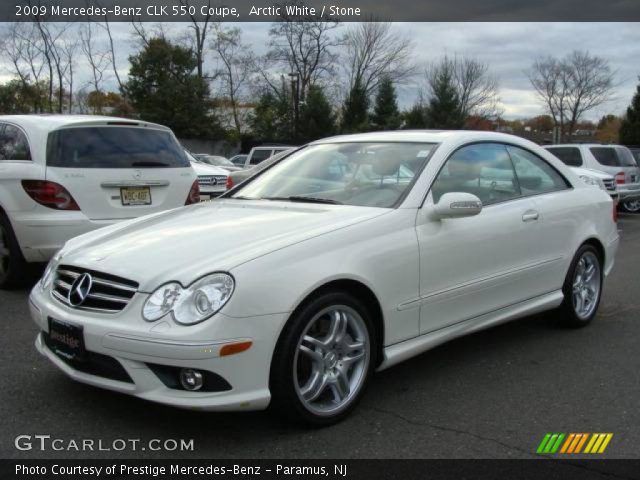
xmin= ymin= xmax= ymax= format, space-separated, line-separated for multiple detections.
xmin=506 ymin=144 xmax=576 ymax=289
xmin=416 ymin=142 xmax=545 ymax=335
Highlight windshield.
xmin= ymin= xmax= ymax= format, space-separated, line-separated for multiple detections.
xmin=47 ymin=127 xmax=189 ymax=168
xmin=232 ymin=142 xmax=436 ymax=208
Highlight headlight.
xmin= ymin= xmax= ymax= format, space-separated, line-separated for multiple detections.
xmin=579 ymin=175 xmax=607 ymax=192
xmin=41 ymin=252 xmax=62 ymax=290
xmin=142 ymin=273 xmax=234 ymax=325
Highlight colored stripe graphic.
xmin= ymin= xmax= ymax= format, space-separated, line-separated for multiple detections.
xmin=538 ymin=433 xmax=613 ymax=454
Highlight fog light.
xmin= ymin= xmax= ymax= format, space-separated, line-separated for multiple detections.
xmin=179 ymin=369 xmax=204 ymax=391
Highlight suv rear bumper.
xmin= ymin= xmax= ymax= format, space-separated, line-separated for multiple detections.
xmin=618 ymin=183 xmax=640 ymax=201
xmin=10 ymin=211 xmax=121 ymax=262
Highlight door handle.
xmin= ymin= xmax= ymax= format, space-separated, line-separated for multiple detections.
xmin=522 ymin=210 xmax=539 ymax=222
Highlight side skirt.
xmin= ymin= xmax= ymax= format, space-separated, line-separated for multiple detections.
xmin=377 ymin=290 xmax=564 ymax=371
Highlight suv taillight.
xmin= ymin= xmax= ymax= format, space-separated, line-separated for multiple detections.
xmin=226 ymin=176 xmax=234 ymax=190
xmin=185 ymin=180 xmax=200 ymax=205
xmin=22 ymin=180 xmax=80 ymax=210
xmin=615 ymin=172 xmax=625 ymax=185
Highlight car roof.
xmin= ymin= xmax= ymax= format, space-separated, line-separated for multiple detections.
xmin=544 ymin=144 xmax=622 ymax=148
xmin=309 ymin=130 xmax=532 ymax=145
xmin=0 ymin=114 xmax=171 ymax=134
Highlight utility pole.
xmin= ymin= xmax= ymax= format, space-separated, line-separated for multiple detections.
xmin=288 ymin=72 xmax=300 ymax=140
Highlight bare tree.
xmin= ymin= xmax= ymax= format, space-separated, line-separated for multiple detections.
xmin=528 ymin=50 xmax=615 ymax=141
xmin=343 ymin=21 xmax=416 ymax=97
xmin=178 ymin=0 xmax=216 ymax=81
xmin=212 ymin=25 xmax=254 ymax=135
xmin=80 ymin=23 xmax=110 ymax=113
xmin=61 ymin=38 xmax=79 ymax=112
xmin=425 ymin=55 xmax=501 ymax=120
xmin=265 ymin=2 xmax=341 ymax=102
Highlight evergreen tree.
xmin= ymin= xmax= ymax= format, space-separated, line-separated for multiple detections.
xmin=371 ymin=77 xmax=401 ymax=130
xmin=298 ymin=85 xmax=336 ymax=143
xmin=620 ymin=78 xmax=640 ymax=145
xmin=341 ymin=80 xmax=370 ymax=133
xmin=425 ymin=68 xmax=464 ymax=129
xmin=248 ymin=91 xmax=290 ymax=143
xmin=125 ymin=38 xmax=221 ymax=139
xmin=402 ymin=103 xmax=427 ymax=129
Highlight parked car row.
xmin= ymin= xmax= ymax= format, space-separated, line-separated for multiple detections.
xmin=544 ymin=144 xmax=640 ymax=213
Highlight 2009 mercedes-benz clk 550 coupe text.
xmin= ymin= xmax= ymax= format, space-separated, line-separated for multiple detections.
xmin=30 ymin=131 xmax=619 ymax=424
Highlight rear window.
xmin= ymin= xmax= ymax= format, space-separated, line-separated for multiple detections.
xmin=47 ymin=127 xmax=189 ymax=168
xmin=590 ymin=147 xmax=636 ymax=167
xmin=249 ymin=149 xmax=273 ymax=165
xmin=546 ymin=147 xmax=582 ymax=167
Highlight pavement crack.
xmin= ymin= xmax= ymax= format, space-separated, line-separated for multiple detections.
xmin=368 ymin=405 xmax=537 ymax=458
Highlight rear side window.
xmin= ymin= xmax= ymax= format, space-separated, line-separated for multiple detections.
xmin=546 ymin=147 xmax=582 ymax=167
xmin=507 ymin=146 xmax=570 ymax=195
xmin=0 ymin=124 xmax=32 ymax=161
xmin=249 ymin=149 xmax=273 ymax=165
xmin=590 ymin=147 xmax=636 ymax=167
xmin=47 ymin=127 xmax=189 ymax=168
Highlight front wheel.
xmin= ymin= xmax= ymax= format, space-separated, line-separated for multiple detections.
xmin=270 ymin=291 xmax=375 ymax=425
xmin=620 ymin=199 xmax=640 ymax=213
xmin=557 ymin=244 xmax=603 ymax=328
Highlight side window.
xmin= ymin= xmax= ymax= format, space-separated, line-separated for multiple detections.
xmin=431 ymin=143 xmax=520 ymax=206
xmin=0 ymin=124 xmax=32 ymax=161
xmin=547 ymin=147 xmax=582 ymax=167
xmin=507 ymin=146 xmax=569 ymax=196
xmin=249 ymin=149 xmax=273 ymax=165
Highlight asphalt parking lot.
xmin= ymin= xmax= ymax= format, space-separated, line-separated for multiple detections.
xmin=1 ymin=214 xmax=639 ymax=460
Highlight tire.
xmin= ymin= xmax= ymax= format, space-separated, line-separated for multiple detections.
xmin=0 ymin=213 xmax=27 ymax=289
xmin=269 ymin=291 xmax=376 ymax=426
xmin=620 ymin=199 xmax=640 ymax=213
xmin=556 ymin=244 xmax=603 ymax=328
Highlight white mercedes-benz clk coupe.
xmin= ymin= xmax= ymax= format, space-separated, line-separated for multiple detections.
xmin=29 ymin=131 xmax=619 ymax=424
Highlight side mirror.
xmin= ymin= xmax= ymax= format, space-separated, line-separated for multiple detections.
xmin=433 ymin=192 xmax=483 ymax=219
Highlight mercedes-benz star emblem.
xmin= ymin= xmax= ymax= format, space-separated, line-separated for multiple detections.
xmin=132 ymin=170 xmax=142 ymax=180
xmin=68 ymin=273 xmax=93 ymax=307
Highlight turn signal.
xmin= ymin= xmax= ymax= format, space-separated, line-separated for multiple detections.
xmin=220 ymin=341 xmax=252 ymax=357
xmin=185 ymin=180 xmax=200 ymax=205
xmin=22 ymin=180 xmax=80 ymax=210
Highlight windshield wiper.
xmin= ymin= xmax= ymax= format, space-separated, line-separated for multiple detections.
xmin=264 ymin=196 xmax=342 ymax=205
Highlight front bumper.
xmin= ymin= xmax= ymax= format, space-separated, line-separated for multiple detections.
xmin=29 ymin=286 xmax=286 ymax=411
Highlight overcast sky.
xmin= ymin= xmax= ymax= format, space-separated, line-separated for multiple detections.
xmin=1 ymin=22 xmax=638 ymax=120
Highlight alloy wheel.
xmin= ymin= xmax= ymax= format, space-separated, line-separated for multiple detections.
xmin=571 ymin=251 xmax=601 ymax=320
xmin=293 ymin=305 xmax=370 ymax=417
xmin=623 ymin=199 xmax=640 ymax=213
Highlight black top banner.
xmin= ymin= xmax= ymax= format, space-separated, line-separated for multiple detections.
xmin=3 ymin=0 xmax=640 ymax=22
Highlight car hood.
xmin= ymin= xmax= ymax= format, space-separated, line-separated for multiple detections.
xmin=59 ymin=199 xmax=389 ymax=291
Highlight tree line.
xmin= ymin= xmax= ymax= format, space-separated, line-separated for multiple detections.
xmin=0 ymin=4 xmax=638 ymax=146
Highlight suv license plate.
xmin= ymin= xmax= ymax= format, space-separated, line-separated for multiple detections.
xmin=120 ymin=187 xmax=152 ymax=206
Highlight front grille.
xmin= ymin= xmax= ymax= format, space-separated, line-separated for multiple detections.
xmin=197 ymin=175 xmax=227 ymax=187
xmin=602 ymin=179 xmax=617 ymax=192
xmin=43 ymin=332 xmax=133 ymax=383
xmin=52 ymin=265 xmax=138 ymax=314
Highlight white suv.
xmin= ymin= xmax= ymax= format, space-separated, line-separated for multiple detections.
xmin=0 ymin=115 xmax=199 ymax=288
xmin=544 ymin=144 xmax=640 ymax=212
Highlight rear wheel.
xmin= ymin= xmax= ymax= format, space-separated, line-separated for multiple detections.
xmin=556 ymin=244 xmax=603 ymax=328
xmin=621 ymin=199 xmax=640 ymax=213
xmin=0 ymin=214 xmax=27 ymax=289
xmin=270 ymin=291 xmax=375 ymax=425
